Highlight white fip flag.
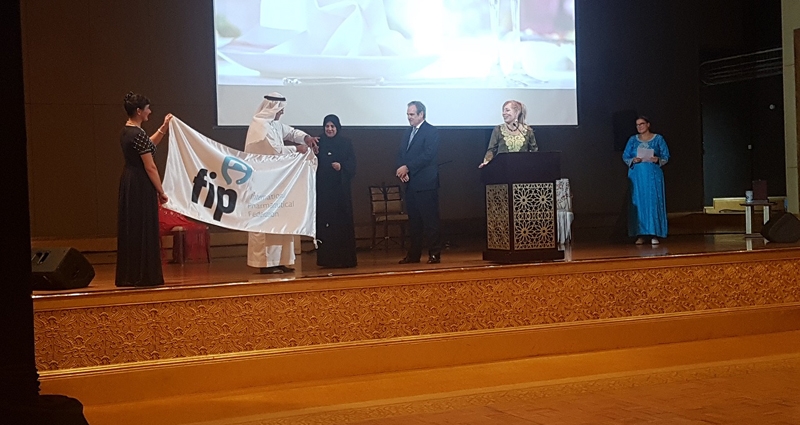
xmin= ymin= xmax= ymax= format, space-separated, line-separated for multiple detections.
xmin=162 ymin=117 xmax=317 ymax=237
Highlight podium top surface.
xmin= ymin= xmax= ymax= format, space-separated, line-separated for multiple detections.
xmin=481 ymin=152 xmax=561 ymax=185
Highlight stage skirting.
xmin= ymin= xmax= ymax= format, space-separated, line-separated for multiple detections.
xmin=34 ymin=248 xmax=800 ymax=404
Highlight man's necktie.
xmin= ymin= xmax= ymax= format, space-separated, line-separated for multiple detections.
xmin=407 ymin=127 xmax=418 ymax=150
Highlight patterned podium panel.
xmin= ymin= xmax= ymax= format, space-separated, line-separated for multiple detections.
xmin=487 ymin=183 xmax=555 ymax=250
xmin=486 ymin=184 xmax=510 ymax=250
xmin=513 ymin=183 xmax=555 ymax=249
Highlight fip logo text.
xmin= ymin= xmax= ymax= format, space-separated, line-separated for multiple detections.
xmin=191 ymin=156 xmax=253 ymax=221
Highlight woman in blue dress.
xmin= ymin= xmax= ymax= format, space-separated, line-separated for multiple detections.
xmin=622 ymin=116 xmax=670 ymax=245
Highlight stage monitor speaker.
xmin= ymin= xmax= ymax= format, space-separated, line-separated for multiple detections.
xmin=761 ymin=213 xmax=800 ymax=243
xmin=613 ymin=109 xmax=638 ymax=151
xmin=31 ymin=247 xmax=95 ymax=290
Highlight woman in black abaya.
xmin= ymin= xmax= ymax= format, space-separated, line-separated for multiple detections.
xmin=315 ymin=114 xmax=357 ymax=268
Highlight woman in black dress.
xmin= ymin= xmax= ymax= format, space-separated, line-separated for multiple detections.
xmin=116 ymin=92 xmax=173 ymax=287
xmin=315 ymin=114 xmax=357 ymax=268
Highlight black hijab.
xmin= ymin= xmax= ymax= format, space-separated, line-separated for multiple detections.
xmin=322 ymin=114 xmax=342 ymax=140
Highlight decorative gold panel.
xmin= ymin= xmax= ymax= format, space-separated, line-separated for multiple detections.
xmin=486 ymin=184 xmax=510 ymax=250
xmin=513 ymin=183 xmax=554 ymax=249
xmin=33 ymin=257 xmax=800 ymax=371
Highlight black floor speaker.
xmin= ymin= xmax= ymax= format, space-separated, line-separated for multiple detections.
xmin=760 ymin=213 xmax=800 ymax=243
xmin=31 ymin=247 xmax=95 ymax=290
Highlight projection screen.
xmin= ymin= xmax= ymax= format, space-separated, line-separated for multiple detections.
xmin=214 ymin=0 xmax=577 ymax=127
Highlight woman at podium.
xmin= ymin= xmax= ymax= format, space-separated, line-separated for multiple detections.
xmin=622 ymin=116 xmax=670 ymax=245
xmin=478 ymin=100 xmax=538 ymax=168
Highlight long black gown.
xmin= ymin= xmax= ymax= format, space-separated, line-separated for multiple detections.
xmin=315 ymin=134 xmax=358 ymax=267
xmin=115 ymin=126 xmax=164 ymax=287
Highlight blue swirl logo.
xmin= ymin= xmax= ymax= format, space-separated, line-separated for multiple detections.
xmin=221 ymin=156 xmax=253 ymax=185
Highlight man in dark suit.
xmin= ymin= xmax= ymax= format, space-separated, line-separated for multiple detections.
xmin=396 ymin=101 xmax=442 ymax=264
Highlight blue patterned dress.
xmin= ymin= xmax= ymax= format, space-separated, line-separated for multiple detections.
xmin=622 ymin=134 xmax=670 ymax=238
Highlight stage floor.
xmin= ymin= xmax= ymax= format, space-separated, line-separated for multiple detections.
xmin=32 ymin=234 xmax=800 ymax=297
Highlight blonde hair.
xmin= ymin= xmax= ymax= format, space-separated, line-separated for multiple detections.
xmin=503 ymin=100 xmax=527 ymax=125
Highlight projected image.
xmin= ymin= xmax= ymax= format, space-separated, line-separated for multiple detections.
xmin=216 ymin=0 xmax=574 ymax=87
xmin=213 ymin=0 xmax=577 ymax=126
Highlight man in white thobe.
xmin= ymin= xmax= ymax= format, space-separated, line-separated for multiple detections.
xmin=244 ymin=93 xmax=319 ymax=273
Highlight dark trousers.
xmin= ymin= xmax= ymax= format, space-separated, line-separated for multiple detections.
xmin=405 ymin=188 xmax=441 ymax=259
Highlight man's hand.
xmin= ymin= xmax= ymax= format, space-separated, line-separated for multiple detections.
xmin=632 ymin=157 xmax=643 ymax=164
xmin=296 ymin=144 xmax=309 ymax=154
xmin=304 ymin=135 xmax=320 ymax=153
xmin=396 ymin=165 xmax=409 ymax=182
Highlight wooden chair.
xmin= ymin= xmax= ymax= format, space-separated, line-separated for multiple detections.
xmin=369 ymin=185 xmax=408 ymax=250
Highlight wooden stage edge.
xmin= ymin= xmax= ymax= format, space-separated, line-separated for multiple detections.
xmin=33 ymin=240 xmax=800 ymax=406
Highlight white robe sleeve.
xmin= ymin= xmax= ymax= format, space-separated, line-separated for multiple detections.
xmin=280 ymin=122 xmax=309 ymax=146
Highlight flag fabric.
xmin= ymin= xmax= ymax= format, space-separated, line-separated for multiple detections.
xmin=162 ymin=117 xmax=317 ymax=237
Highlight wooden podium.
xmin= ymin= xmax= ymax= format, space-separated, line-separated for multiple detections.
xmin=481 ymin=152 xmax=563 ymax=263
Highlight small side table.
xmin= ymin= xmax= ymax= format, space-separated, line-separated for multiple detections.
xmin=740 ymin=201 xmax=777 ymax=237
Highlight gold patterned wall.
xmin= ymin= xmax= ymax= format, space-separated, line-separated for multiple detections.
xmin=33 ymin=255 xmax=800 ymax=371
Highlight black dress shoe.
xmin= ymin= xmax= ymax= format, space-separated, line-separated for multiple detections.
xmin=427 ymin=255 xmax=441 ymax=264
xmin=259 ymin=267 xmax=284 ymax=274
xmin=398 ymin=256 xmax=420 ymax=264
xmin=278 ymin=265 xmax=295 ymax=273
